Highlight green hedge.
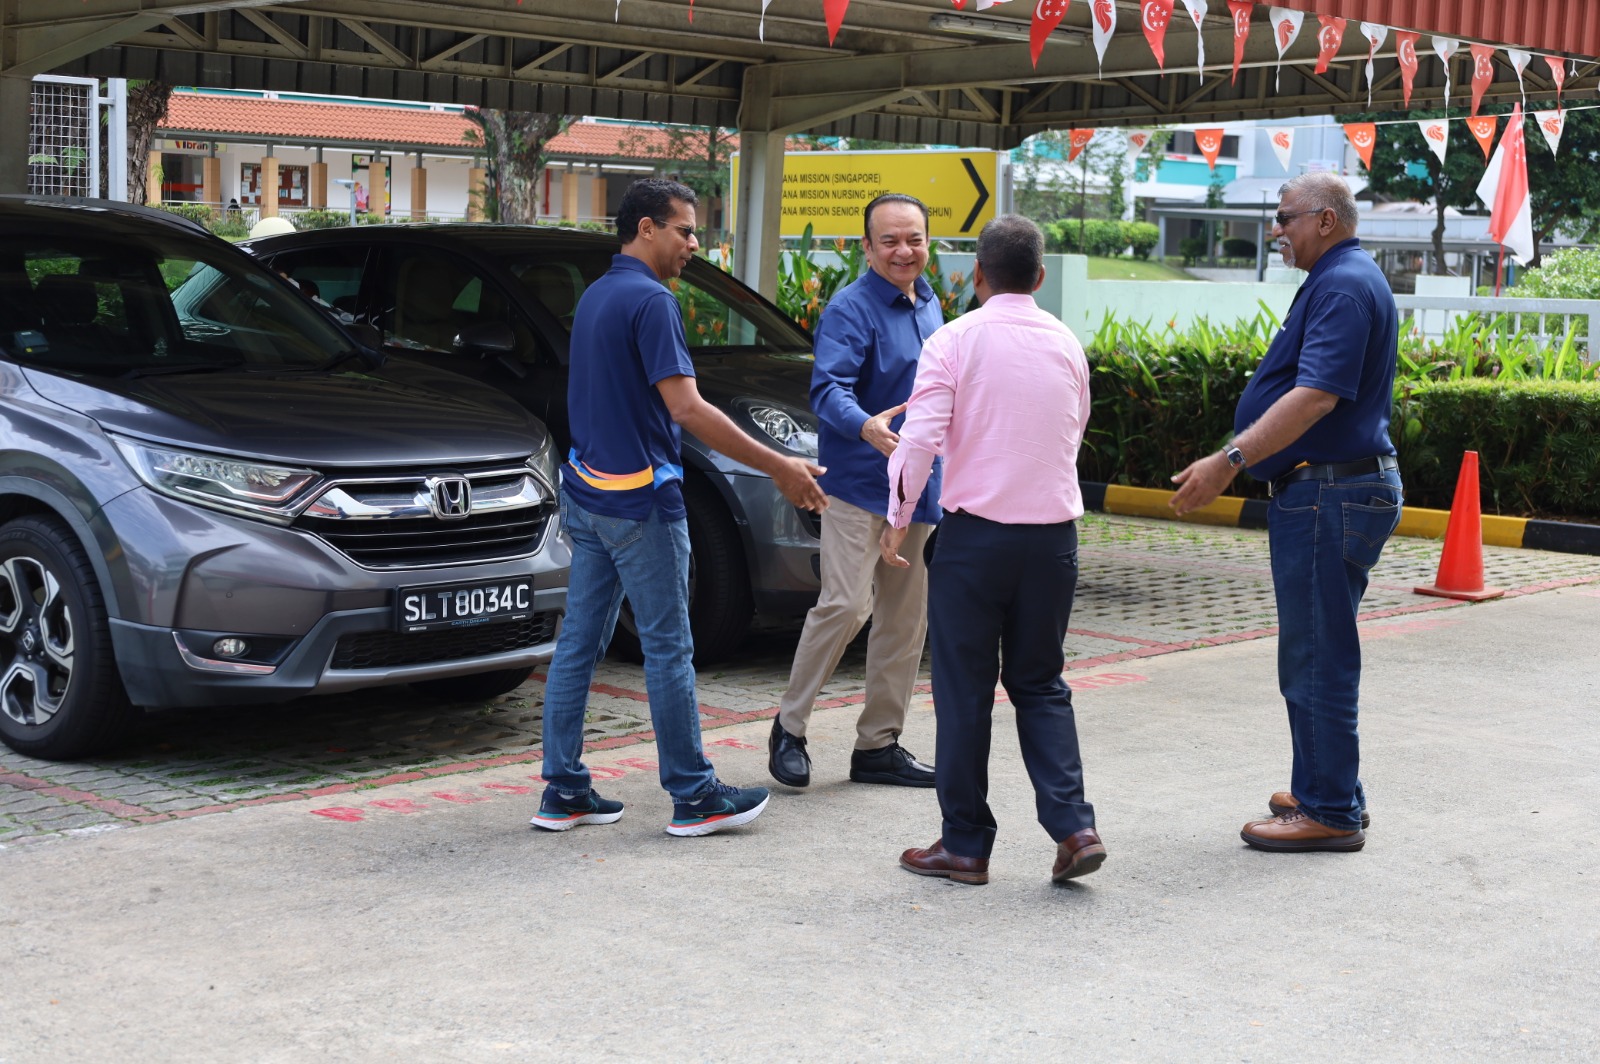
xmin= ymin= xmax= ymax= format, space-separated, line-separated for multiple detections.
xmin=1048 ymin=220 xmax=1159 ymax=259
xmin=1081 ymin=352 xmax=1600 ymax=519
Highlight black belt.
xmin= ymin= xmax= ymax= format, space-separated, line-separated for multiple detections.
xmin=1269 ymin=455 xmax=1397 ymax=497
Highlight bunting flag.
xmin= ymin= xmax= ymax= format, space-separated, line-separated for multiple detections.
xmin=1396 ymin=31 xmax=1420 ymax=107
xmin=1478 ymin=103 xmax=1533 ymax=267
xmin=1067 ymin=128 xmax=1099 ymax=162
xmin=1313 ymin=16 xmax=1346 ymax=75
xmin=1180 ymin=0 xmax=1207 ymax=78
xmin=759 ymin=0 xmax=772 ymax=39
xmin=1268 ymin=8 xmax=1304 ymax=92
xmin=1361 ymin=23 xmax=1388 ymax=106
xmin=1195 ymin=127 xmax=1225 ymax=169
xmin=1031 ymin=0 xmax=1072 ymax=68
xmin=1469 ymin=43 xmax=1495 ymax=116
xmin=824 ymin=0 xmax=849 ymax=44
xmin=1227 ymin=0 xmax=1253 ymax=84
xmin=1466 ymin=114 xmax=1498 ymax=160
xmin=1434 ymin=37 xmax=1460 ymax=111
xmin=1141 ymin=0 xmax=1175 ymax=70
xmin=616 ymin=0 xmax=622 ymax=21
xmin=1092 ymin=0 xmax=1117 ymax=76
xmin=1124 ymin=128 xmax=1154 ymax=164
xmin=1533 ymin=108 xmax=1565 ymax=154
xmin=1418 ymin=119 xmax=1449 ymax=165
xmin=1343 ymin=122 xmax=1377 ymax=169
xmin=1545 ymin=54 xmax=1567 ymax=110
xmin=1266 ymin=126 xmax=1295 ymax=171
xmin=1507 ymin=48 xmax=1531 ymax=108
xmin=688 ymin=0 xmax=695 ymax=23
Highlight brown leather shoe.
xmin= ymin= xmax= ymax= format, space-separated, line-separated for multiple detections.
xmin=1241 ymin=809 xmax=1365 ymax=852
xmin=1268 ymin=790 xmax=1370 ymax=829
xmin=1051 ymin=828 xmax=1107 ymax=883
xmin=900 ymin=839 xmax=989 ymax=885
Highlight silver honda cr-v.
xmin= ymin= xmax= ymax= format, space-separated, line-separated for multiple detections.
xmin=0 ymin=198 xmax=567 ymax=759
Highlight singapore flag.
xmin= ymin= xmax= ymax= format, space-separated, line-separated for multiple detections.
xmin=1091 ymin=0 xmax=1117 ymax=76
xmin=1266 ymin=127 xmax=1295 ymax=172
xmin=1417 ymin=119 xmax=1449 ymax=165
xmin=1267 ymin=8 xmax=1304 ymax=91
xmin=1477 ymin=104 xmax=1534 ymax=266
xmin=1180 ymin=0 xmax=1207 ymax=78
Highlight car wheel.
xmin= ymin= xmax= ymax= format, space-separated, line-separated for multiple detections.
xmin=0 ymin=516 xmax=135 ymax=759
xmin=608 ymin=476 xmax=754 ymax=665
xmin=410 ymin=666 xmax=533 ymax=703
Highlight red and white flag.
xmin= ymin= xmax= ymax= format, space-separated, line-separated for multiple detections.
xmin=1466 ymin=114 xmax=1498 ymax=161
xmin=1313 ymin=16 xmax=1346 ymax=75
xmin=824 ymin=0 xmax=850 ymax=44
xmin=1545 ymin=54 xmax=1567 ymax=110
xmin=1533 ymin=108 xmax=1565 ymax=155
xmin=1506 ymin=48 xmax=1531 ymax=108
xmin=1180 ymin=0 xmax=1207 ymax=78
xmin=1434 ymin=37 xmax=1460 ymax=112
xmin=1067 ymin=128 xmax=1099 ymax=162
xmin=1195 ymin=127 xmax=1225 ymax=170
xmin=1227 ymin=0 xmax=1252 ymax=84
xmin=1141 ymin=0 xmax=1175 ymax=70
xmin=1477 ymin=103 xmax=1534 ymax=266
xmin=1266 ymin=126 xmax=1295 ymax=171
xmin=1344 ymin=122 xmax=1377 ymax=169
xmin=1268 ymin=8 xmax=1304 ymax=92
xmin=1124 ymin=128 xmax=1154 ymax=165
xmin=1361 ymin=23 xmax=1388 ymax=106
xmin=1092 ymin=0 xmax=1117 ymax=76
xmin=1469 ymin=43 xmax=1495 ymax=116
xmin=1031 ymin=0 xmax=1073 ymax=68
xmin=1395 ymin=31 xmax=1420 ymax=107
xmin=1418 ymin=119 xmax=1449 ymax=165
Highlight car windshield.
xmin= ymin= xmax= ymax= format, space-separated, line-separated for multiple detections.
xmin=0 ymin=227 xmax=356 ymax=377
xmin=495 ymin=248 xmax=813 ymax=357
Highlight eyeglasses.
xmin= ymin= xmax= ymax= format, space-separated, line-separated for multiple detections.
xmin=653 ymin=219 xmax=697 ymax=241
xmin=1274 ymin=208 xmax=1325 ymax=228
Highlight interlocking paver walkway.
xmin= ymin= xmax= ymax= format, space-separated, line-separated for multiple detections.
xmin=3 ymin=513 xmax=1597 ymax=844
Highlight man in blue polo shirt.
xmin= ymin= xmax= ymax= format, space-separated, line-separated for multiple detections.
xmin=1170 ymin=171 xmax=1403 ymax=853
xmin=768 ymin=193 xmax=944 ymax=791
xmin=531 ymin=178 xmax=827 ymax=838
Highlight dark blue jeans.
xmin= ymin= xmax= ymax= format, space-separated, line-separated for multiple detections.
xmin=1267 ymin=469 xmax=1403 ymax=830
xmin=928 ymin=512 xmax=1093 ymax=860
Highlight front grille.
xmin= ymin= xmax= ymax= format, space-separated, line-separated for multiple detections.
xmin=329 ymin=611 xmax=559 ymax=670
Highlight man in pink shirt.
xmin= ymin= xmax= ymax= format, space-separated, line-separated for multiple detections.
xmin=879 ymin=215 xmax=1104 ymax=887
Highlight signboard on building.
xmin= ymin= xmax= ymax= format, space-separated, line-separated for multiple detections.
xmin=729 ymin=149 xmax=1006 ymax=240
xmin=163 ymin=139 xmax=223 ymax=154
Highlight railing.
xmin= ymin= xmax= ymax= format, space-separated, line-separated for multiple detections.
xmin=1394 ymin=294 xmax=1600 ymax=350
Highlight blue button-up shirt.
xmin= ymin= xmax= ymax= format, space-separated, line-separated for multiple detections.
xmin=810 ymin=268 xmax=944 ymax=522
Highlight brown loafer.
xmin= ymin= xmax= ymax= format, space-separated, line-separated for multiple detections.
xmin=1242 ymin=809 xmax=1365 ymax=852
xmin=900 ymin=839 xmax=989 ymax=885
xmin=1269 ymin=790 xmax=1370 ymax=829
xmin=1051 ymin=828 xmax=1107 ymax=883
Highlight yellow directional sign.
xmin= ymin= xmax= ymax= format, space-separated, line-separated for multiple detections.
xmin=729 ymin=150 xmax=1005 ymax=240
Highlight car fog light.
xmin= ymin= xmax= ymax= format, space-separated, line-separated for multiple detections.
xmin=213 ymin=637 xmax=251 ymax=658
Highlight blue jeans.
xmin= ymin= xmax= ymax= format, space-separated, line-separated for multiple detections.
xmin=1268 ymin=469 xmax=1403 ymax=831
xmin=540 ymin=494 xmax=717 ymax=804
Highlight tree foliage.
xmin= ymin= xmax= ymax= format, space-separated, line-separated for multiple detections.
xmin=618 ymin=125 xmax=736 ymax=239
xmin=463 ymin=109 xmax=572 ymax=223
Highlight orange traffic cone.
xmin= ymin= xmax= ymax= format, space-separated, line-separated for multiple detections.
xmin=1414 ymin=451 xmax=1506 ymax=602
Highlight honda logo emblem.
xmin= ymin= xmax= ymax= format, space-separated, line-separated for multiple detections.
xmin=430 ymin=476 xmax=472 ymax=520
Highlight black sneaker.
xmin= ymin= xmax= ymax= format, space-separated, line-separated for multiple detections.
xmin=850 ymin=742 xmax=935 ymax=787
xmin=767 ymin=715 xmax=812 ymax=787
xmin=528 ymin=787 xmax=624 ymax=831
xmin=666 ymin=780 xmax=770 ymax=837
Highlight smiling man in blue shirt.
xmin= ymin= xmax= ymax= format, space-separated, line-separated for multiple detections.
xmin=768 ymin=193 xmax=945 ymax=791
xmin=1171 ymin=172 xmax=1403 ymax=854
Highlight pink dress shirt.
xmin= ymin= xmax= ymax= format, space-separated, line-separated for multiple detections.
xmin=887 ymin=292 xmax=1091 ymax=528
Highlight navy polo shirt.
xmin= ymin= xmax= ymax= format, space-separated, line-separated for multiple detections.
xmin=562 ymin=254 xmax=695 ymax=520
xmin=810 ymin=268 xmax=944 ymax=522
xmin=1235 ymin=238 xmax=1399 ymax=482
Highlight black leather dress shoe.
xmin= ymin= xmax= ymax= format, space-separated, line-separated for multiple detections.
xmin=849 ymin=742 xmax=935 ymax=787
xmin=767 ymin=715 xmax=811 ymax=787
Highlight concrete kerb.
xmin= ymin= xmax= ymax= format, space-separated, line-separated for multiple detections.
xmin=1082 ymin=481 xmax=1600 ymax=556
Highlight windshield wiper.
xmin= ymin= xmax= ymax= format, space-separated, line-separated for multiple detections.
xmin=120 ymin=360 xmax=245 ymax=380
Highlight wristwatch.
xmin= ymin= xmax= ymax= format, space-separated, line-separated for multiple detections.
xmin=1224 ymin=445 xmax=1247 ymax=470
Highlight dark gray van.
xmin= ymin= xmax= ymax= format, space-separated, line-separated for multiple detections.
xmin=0 ymin=199 xmax=566 ymax=758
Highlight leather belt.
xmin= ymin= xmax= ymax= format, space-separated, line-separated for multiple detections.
xmin=1269 ymin=454 xmax=1398 ymax=497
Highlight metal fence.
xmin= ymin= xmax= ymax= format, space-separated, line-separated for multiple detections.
xmin=28 ymin=76 xmax=100 ymax=197
xmin=1394 ymin=294 xmax=1600 ymax=352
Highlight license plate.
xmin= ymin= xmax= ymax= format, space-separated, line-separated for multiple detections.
xmin=396 ymin=579 xmax=534 ymax=633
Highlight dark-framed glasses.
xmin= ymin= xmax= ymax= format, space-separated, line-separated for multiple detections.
xmin=654 ymin=218 xmax=698 ymax=241
xmin=1274 ymin=208 xmax=1324 ymax=228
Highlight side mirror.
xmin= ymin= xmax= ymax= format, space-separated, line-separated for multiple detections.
xmin=454 ymin=321 xmax=516 ymax=354
xmin=347 ymin=322 xmax=383 ymax=350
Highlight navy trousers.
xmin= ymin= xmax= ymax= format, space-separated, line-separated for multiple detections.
xmin=928 ymin=511 xmax=1094 ymax=859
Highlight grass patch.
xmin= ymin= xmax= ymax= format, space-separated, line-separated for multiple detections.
xmin=1087 ymin=257 xmax=1194 ymax=282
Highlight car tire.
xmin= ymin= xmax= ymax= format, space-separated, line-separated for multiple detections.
xmin=608 ymin=476 xmax=754 ymax=666
xmin=0 ymin=516 xmax=136 ymax=760
xmin=410 ymin=666 xmax=533 ymax=703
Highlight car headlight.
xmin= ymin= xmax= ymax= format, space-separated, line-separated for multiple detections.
xmin=111 ymin=435 xmax=323 ymax=524
xmin=736 ymin=399 xmax=819 ymax=458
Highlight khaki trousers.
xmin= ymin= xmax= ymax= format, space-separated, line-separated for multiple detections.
xmin=778 ymin=496 xmax=933 ymax=750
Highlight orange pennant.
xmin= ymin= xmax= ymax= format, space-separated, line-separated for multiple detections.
xmin=824 ymin=0 xmax=850 ymax=44
xmin=1195 ymin=128 xmax=1225 ymax=169
xmin=1343 ymin=122 xmax=1377 ymax=169
xmin=1067 ymin=128 xmax=1098 ymax=162
xmin=1466 ymin=114 xmax=1499 ymax=160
